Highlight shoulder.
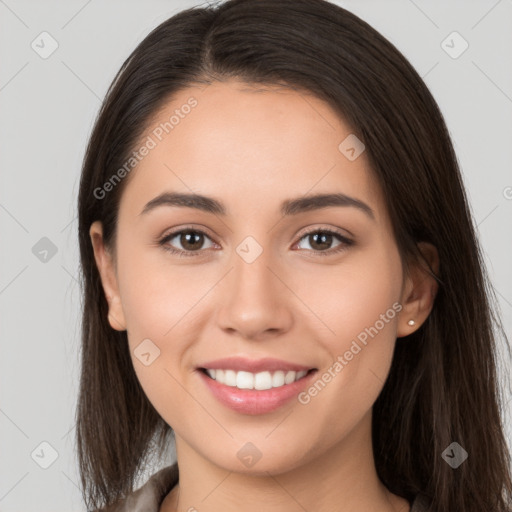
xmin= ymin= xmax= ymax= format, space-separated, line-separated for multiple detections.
xmin=96 ymin=463 xmax=179 ymax=512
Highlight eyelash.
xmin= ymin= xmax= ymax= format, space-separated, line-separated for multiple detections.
xmin=157 ymin=226 xmax=354 ymax=258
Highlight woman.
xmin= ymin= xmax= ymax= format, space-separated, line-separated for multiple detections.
xmin=75 ymin=0 xmax=512 ymax=511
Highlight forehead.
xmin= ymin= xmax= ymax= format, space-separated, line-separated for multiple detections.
xmin=118 ymin=79 xmax=386 ymax=223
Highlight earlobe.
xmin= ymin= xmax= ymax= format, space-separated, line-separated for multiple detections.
xmin=397 ymin=242 xmax=439 ymax=338
xmin=107 ymin=296 xmax=127 ymax=331
xmin=89 ymin=221 xmax=127 ymax=331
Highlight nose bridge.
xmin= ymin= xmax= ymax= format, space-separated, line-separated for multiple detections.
xmin=229 ymin=215 xmax=278 ymax=291
xmin=215 ymin=234 xmax=292 ymax=337
xmin=230 ymin=237 xmax=279 ymax=304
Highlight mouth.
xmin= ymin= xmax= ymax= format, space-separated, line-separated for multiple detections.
xmin=196 ymin=367 xmax=319 ymax=415
xmin=198 ymin=367 xmax=317 ymax=391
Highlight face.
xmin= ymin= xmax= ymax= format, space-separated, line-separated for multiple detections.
xmin=90 ymin=79 xmax=436 ymax=476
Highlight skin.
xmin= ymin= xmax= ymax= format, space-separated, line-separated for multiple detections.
xmin=90 ymin=79 xmax=439 ymax=512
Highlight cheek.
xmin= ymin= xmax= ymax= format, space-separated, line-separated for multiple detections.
xmin=116 ymin=263 xmax=205 ymax=425
xmin=114 ymin=241 xmax=207 ymax=400
xmin=116 ymin=238 xmax=208 ymax=339
xmin=299 ymin=243 xmax=402 ymax=348
xmin=296 ymin=244 xmax=403 ymax=424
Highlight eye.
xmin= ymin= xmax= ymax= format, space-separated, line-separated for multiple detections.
xmin=157 ymin=226 xmax=354 ymax=257
xmin=294 ymin=227 xmax=354 ymax=256
xmin=158 ymin=227 xmax=216 ymax=257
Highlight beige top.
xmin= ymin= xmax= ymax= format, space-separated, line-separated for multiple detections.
xmin=97 ymin=463 xmax=432 ymax=511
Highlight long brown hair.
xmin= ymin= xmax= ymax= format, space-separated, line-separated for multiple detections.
xmin=75 ymin=0 xmax=512 ymax=510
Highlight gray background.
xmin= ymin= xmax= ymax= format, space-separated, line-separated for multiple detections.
xmin=1 ymin=0 xmax=511 ymax=510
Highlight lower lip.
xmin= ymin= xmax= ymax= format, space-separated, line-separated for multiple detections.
xmin=197 ymin=369 xmax=318 ymax=415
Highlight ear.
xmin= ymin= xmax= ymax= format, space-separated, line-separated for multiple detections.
xmin=89 ymin=220 xmax=127 ymax=331
xmin=397 ymin=241 xmax=439 ymax=338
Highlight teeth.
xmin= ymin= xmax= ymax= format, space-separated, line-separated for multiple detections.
xmin=204 ymin=369 xmax=309 ymax=390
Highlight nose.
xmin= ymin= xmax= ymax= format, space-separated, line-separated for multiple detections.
xmin=215 ymin=247 xmax=293 ymax=340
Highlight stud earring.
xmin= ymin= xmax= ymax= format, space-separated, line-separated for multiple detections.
xmin=407 ymin=319 xmax=415 ymax=326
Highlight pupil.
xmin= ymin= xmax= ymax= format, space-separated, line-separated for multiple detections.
xmin=182 ymin=232 xmax=202 ymax=250
xmin=311 ymin=233 xmax=332 ymax=250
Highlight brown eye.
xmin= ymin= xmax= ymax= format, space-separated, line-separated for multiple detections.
xmin=176 ymin=231 xmax=206 ymax=251
xmin=295 ymin=229 xmax=354 ymax=256
xmin=159 ymin=229 xmax=215 ymax=257
xmin=158 ymin=227 xmax=354 ymax=258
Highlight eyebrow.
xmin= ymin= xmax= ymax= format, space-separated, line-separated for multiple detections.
xmin=138 ymin=191 xmax=375 ymax=220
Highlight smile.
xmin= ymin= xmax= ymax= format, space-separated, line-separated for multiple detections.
xmin=197 ymin=368 xmax=318 ymax=415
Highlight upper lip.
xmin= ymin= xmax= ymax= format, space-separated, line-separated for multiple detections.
xmin=198 ymin=357 xmax=316 ymax=373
